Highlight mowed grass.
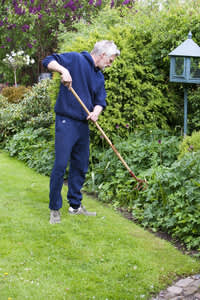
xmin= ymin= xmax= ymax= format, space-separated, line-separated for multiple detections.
xmin=0 ymin=152 xmax=199 ymax=300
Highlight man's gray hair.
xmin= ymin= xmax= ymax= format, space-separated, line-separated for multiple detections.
xmin=91 ymin=40 xmax=120 ymax=57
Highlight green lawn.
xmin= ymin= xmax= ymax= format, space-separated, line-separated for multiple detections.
xmin=0 ymin=151 xmax=199 ymax=300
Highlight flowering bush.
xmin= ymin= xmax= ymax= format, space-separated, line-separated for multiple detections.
xmin=3 ymin=51 xmax=34 ymax=86
xmin=0 ymin=0 xmax=135 ymax=85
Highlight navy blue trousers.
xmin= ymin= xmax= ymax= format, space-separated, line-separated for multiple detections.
xmin=49 ymin=115 xmax=90 ymax=210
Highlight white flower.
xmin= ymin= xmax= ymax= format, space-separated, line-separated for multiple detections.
xmin=17 ymin=50 xmax=24 ymax=55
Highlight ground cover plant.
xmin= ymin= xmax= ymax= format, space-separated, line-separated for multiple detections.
xmin=85 ymin=131 xmax=200 ymax=252
xmin=0 ymin=151 xmax=200 ymax=300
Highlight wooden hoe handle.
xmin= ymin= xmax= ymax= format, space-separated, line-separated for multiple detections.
xmin=69 ymin=87 xmax=147 ymax=190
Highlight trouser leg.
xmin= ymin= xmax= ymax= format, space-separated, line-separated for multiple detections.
xmin=49 ymin=115 xmax=77 ymax=210
xmin=67 ymin=122 xmax=90 ymax=208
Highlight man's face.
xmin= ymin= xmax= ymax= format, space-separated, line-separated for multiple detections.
xmin=97 ymin=53 xmax=116 ymax=70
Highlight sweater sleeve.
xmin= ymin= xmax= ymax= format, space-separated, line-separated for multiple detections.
xmin=42 ymin=53 xmax=75 ymax=69
xmin=93 ymin=72 xmax=107 ymax=109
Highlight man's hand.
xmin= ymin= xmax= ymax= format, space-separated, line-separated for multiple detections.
xmin=87 ymin=105 xmax=103 ymax=122
xmin=61 ymin=69 xmax=72 ymax=89
xmin=47 ymin=60 xmax=72 ymax=89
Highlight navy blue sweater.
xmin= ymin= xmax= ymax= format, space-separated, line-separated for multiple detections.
xmin=42 ymin=51 xmax=107 ymax=121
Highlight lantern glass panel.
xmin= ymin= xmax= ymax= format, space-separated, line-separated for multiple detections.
xmin=175 ymin=57 xmax=184 ymax=76
xmin=190 ymin=57 xmax=200 ymax=78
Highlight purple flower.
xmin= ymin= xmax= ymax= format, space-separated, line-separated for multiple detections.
xmin=89 ymin=0 xmax=94 ymax=4
xmin=27 ymin=43 xmax=33 ymax=48
xmin=14 ymin=5 xmax=25 ymax=15
xmin=6 ymin=37 xmax=12 ymax=42
xmin=64 ymin=0 xmax=77 ymax=11
xmin=38 ymin=13 xmax=43 ymax=19
xmin=22 ymin=24 xmax=30 ymax=32
xmin=0 ymin=45 xmax=5 ymax=48
xmin=158 ymin=140 xmax=161 ymax=144
xmin=29 ymin=6 xmax=37 ymax=14
xmin=37 ymin=5 xmax=41 ymax=12
xmin=95 ymin=0 xmax=102 ymax=6
xmin=116 ymin=125 xmax=119 ymax=129
xmin=126 ymin=124 xmax=129 ymax=128
xmin=122 ymin=0 xmax=130 ymax=4
xmin=45 ymin=8 xmax=50 ymax=14
xmin=30 ymin=0 xmax=34 ymax=3
xmin=0 ymin=20 xmax=4 ymax=26
xmin=110 ymin=0 xmax=114 ymax=8
xmin=188 ymin=145 xmax=194 ymax=151
xmin=7 ymin=24 xmax=13 ymax=30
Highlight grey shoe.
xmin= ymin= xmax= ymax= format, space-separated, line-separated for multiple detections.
xmin=50 ymin=210 xmax=61 ymax=224
xmin=68 ymin=205 xmax=96 ymax=216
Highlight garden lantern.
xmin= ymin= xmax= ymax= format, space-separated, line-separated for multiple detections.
xmin=169 ymin=31 xmax=200 ymax=135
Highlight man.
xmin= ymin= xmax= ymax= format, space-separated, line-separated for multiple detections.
xmin=42 ymin=40 xmax=120 ymax=224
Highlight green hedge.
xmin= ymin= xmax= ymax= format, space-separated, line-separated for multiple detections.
xmin=47 ymin=2 xmax=200 ymax=147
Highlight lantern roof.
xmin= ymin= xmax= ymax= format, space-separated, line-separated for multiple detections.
xmin=169 ymin=31 xmax=200 ymax=57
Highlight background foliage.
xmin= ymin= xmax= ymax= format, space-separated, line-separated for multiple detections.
xmin=0 ymin=0 xmax=134 ymax=85
xmin=48 ymin=0 xmax=200 ymax=145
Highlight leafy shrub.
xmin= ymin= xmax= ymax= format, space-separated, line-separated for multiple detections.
xmin=0 ymin=103 xmax=22 ymax=145
xmin=178 ymin=131 xmax=200 ymax=159
xmin=134 ymin=151 xmax=200 ymax=250
xmin=22 ymin=79 xmax=52 ymax=117
xmin=5 ymin=127 xmax=54 ymax=176
xmin=0 ymin=94 xmax=8 ymax=108
xmin=1 ymin=85 xmax=31 ymax=103
xmin=26 ymin=112 xmax=53 ymax=129
xmin=0 ymin=79 xmax=53 ymax=143
xmin=85 ymin=130 xmax=180 ymax=199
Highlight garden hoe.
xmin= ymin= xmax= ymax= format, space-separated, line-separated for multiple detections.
xmin=69 ymin=87 xmax=148 ymax=191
